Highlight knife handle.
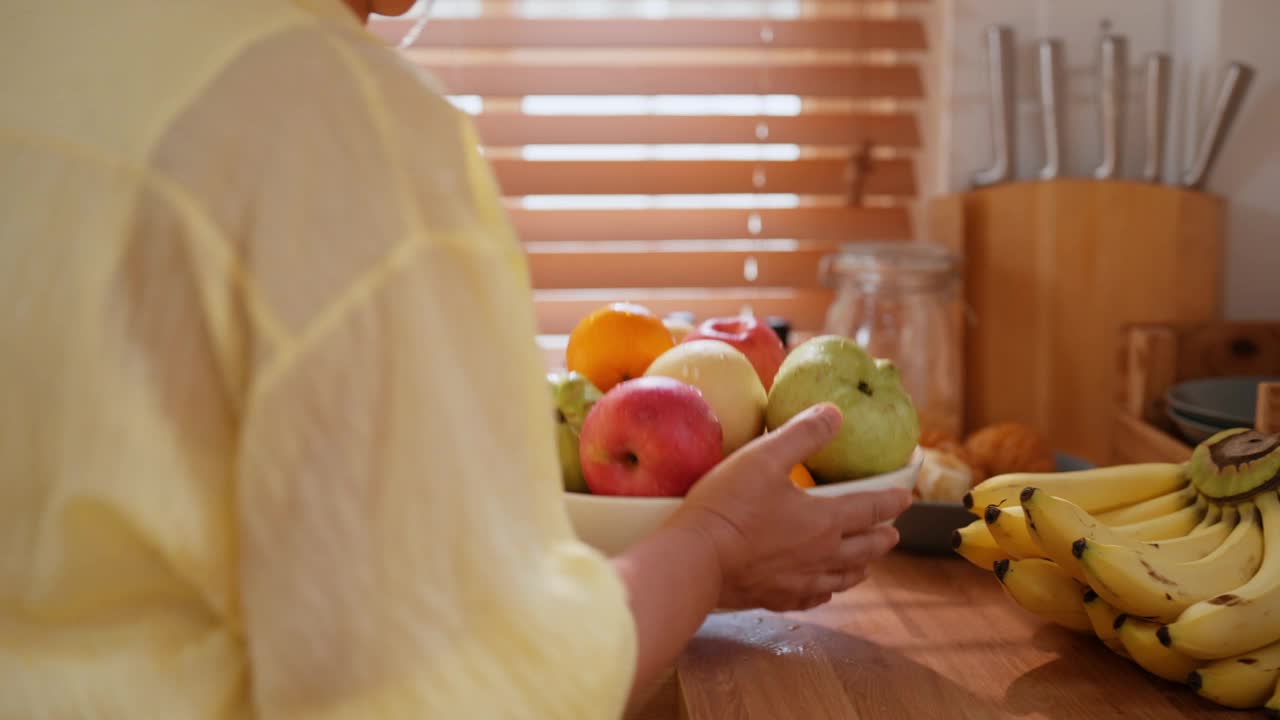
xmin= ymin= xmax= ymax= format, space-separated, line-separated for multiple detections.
xmin=973 ymin=25 xmax=1016 ymax=187
xmin=1094 ymin=34 xmax=1128 ymax=180
xmin=1037 ymin=39 xmax=1064 ymax=181
xmin=1182 ymin=62 xmax=1255 ymax=190
xmin=1141 ymin=53 xmax=1171 ymax=183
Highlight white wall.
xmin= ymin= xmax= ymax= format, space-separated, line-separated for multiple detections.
xmin=930 ymin=0 xmax=1279 ymax=319
xmin=1200 ymin=0 xmax=1280 ymax=320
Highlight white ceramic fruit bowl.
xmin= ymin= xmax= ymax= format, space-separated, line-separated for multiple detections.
xmin=565 ymin=448 xmax=923 ymax=557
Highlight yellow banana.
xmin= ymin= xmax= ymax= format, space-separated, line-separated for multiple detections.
xmin=1022 ymin=490 xmax=1234 ymax=584
xmin=1187 ymin=638 xmax=1280 ymax=709
xmin=1192 ymin=502 xmax=1223 ymax=530
xmin=1082 ymin=589 xmax=1127 ymax=657
xmin=984 ymin=505 xmax=1043 ymax=559
xmin=993 ymin=558 xmax=1091 ymax=632
xmin=1077 ymin=502 xmax=1263 ymax=622
xmin=1110 ymin=495 xmax=1208 ymax=541
xmin=1191 ymin=502 xmax=1228 ymax=532
xmin=963 ymin=463 xmax=1186 ymax=516
xmin=1115 ymin=614 xmax=1205 ymax=683
xmin=952 ymin=517 xmax=1010 ymax=571
xmin=1163 ymin=493 xmax=1280 ymax=660
xmin=1265 ymin=677 xmax=1280 ymax=716
xmin=1095 ymin=484 xmax=1197 ymax=525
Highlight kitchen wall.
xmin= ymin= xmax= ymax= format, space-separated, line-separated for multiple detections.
xmin=928 ymin=0 xmax=1280 ymax=320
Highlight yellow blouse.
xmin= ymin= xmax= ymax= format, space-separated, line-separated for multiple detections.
xmin=0 ymin=1 xmax=636 ymax=718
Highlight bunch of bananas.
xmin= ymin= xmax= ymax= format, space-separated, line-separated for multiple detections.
xmin=952 ymin=427 xmax=1280 ymax=711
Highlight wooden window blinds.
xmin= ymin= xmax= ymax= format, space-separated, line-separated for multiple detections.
xmin=369 ymin=0 xmax=929 ymax=342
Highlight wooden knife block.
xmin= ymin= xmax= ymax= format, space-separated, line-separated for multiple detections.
xmin=926 ymin=178 xmax=1225 ymax=464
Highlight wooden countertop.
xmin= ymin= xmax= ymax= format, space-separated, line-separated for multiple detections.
xmin=627 ymin=552 xmax=1242 ymax=720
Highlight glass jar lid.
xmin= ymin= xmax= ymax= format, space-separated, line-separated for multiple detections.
xmin=820 ymin=241 xmax=960 ymax=293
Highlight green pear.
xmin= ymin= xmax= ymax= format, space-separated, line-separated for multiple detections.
xmin=548 ymin=370 xmax=603 ymax=492
xmin=766 ymin=335 xmax=919 ymax=481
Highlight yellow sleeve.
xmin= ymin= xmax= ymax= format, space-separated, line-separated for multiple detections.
xmin=154 ymin=19 xmax=636 ymax=719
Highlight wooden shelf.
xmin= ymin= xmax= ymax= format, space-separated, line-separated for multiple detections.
xmin=1112 ymin=321 xmax=1280 ymax=463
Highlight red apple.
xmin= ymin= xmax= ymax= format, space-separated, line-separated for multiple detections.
xmin=578 ymin=376 xmax=723 ymax=497
xmin=684 ymin=315 xmax=788 ymax=390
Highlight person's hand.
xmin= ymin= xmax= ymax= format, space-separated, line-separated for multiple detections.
xmin=665 ymin=403 xmax=913 ymax=612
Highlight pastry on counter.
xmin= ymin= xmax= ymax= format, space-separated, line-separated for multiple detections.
xmin=918 ymin=428 xmax=959 ymax=450
xmin=963 ymin=422 xmax=1055 ymax=477
xmin=915 ymin=447 xmax=976 ymax=503
xmin=919 ymin=429 xmax=984 ymax=480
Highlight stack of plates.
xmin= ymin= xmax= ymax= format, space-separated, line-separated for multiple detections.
xmin=1165 ymin=375 xmax=1280 ymax=444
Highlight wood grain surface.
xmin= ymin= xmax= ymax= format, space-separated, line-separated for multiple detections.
xmin=628 ymin=552 xmax=1242 ymax=719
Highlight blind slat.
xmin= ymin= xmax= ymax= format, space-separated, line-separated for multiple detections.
xmin=534 ymin=289 xmax=834 ymax=333
xmin=389 ymin=0 xmax=927 ymax=15
xmin=375 ymin=18 xmax=926 ymax=50
xmin=527 ymin=248 xmax=828 ymax=289
xmin=472 ymin=113 xmax=920 ymax=148
xmin=490 ymin=158 xmax=913 ymax=196
xmin=509 ymin=207 xmax=911 ymax=241
xmin=421 ymin=63 xmax=923 ymax=97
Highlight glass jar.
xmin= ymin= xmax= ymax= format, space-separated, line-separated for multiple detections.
xmin=820 ymin=241 xmax=963 ymax=440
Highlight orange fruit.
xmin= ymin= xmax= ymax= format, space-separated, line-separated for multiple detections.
xmin=789 ymin=464 xmax=816 ymax=489
xmin=566 ymin=303 xmax=676 ymax=393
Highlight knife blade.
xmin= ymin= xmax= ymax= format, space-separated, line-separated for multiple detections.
xmin=1141 ymin=53 xmax=1171 ymax=183
xmin=1181 ymin=62 xmax=1256 ymax=190
xmin=1094 ymin=34 xmax=1128 ymax=180
xmin=973 ymin=25 xmax=1017 ymax=187
xmin=1037 ymin=38 xmax=1065 ymax=181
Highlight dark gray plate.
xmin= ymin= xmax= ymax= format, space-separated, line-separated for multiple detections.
xmin=894 ymin=501 xmax=974 ymax=555
xmin=1166 ymin=405 xmax=1227 ymax=445
xmin=894 ymin=452 xmax=1095 ymax=555
xmin=1167 ymin=376 xmax=1279 ymax=429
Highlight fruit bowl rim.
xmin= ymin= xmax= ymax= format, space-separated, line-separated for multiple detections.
xmin=563 ymin=447 xmax=923 ymax=505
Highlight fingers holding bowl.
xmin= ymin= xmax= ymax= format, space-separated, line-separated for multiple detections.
xmin=832 ymin=488 xmax=914 ymax=535
xmin=833 ymin=524 xmax=900 ymax=569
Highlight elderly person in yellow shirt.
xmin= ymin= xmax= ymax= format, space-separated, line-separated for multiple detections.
xmin=0 ymin=0 xmax=911 ymax=717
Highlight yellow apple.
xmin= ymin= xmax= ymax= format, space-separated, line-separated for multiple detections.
xmin=645 ymin=339 xmax=767 ymax=454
